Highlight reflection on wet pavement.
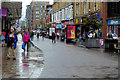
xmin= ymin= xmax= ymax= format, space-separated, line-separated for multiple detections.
xmin=0 ymin=45 xmax=2 ymax=79
xmin=2 ymin=34 xmax=44 ymax=78
xmin=2 ymin=34 xmax=118 ymax=78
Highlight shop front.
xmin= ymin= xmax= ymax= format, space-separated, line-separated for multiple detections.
xmin=0 ymin=9 xmax=1 ymax=33
xmin=104 ymin=19 xmax=120 ymax=53
xmin=107 ymin=19 xmax=120 ymax=37
xmin=56 ymin=24 xmax=65 ymax=39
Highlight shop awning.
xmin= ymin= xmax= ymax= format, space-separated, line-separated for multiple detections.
xmin=63 ymin=22 xmax=69 ymax=25
xmin=2 ymin=2 xmax=22 ymax=19
xmin=56 ymin=25 xmax=65 ymax=29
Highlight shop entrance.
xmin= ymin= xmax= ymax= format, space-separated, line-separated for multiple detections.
xmin=118 ymin=28 xmax=120 ymax=37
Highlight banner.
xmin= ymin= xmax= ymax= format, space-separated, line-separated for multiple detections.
xmin=108 ymin=19 xmax=120 ymax=25
xmin=2 ymin=8 xmax=7 ymax=17
xmin=67 ymin=26 xmax=75 ymax=39
xmin=0 ymin=9 xmax=1 ymax=18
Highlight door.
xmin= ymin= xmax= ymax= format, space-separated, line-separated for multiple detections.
xmin=118 ymin=28 xmax=120 ymax=37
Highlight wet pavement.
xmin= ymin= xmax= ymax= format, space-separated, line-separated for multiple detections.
xmin=2 ymin=34 xmax=44 ymax=78
xmin=0 ymin=45 xmax=2 ymax=79
xmin=2 ymin=34 xmax=118 ymax=78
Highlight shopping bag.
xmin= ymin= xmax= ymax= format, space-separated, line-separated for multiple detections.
xmin=22 ymin=43 xmax=25 ymax=50
xmin=1 ymin=34 xmax=5 ymax=41
xmin=22 ymin=52 xmax=25 ymax=57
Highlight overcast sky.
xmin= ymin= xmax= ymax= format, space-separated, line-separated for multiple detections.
xmin=8 ymin=0 xmax=53 ymax=21
xmin=21 ymin=0 xmax=53 ymax=21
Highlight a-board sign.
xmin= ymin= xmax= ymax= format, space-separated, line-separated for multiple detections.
xmin=49 ymin=28 xmax=55 ymax=36
xmin=67 ymin=26 xmax=76 ymax=39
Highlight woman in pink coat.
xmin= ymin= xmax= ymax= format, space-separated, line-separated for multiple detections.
xmin=23 ymin=31 xmax=30 ymax=52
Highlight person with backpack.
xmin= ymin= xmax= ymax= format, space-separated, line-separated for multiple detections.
xmin=7 ymin=28 xmax=17 ymax=60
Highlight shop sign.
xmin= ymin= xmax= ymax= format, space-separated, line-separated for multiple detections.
xmin=56 ymin=25 xmax=63 ymax=29
xmin=2 ymin=8 xmax=7 ymax=17
xmin=67 ymin=26 xmax=76 ymax=39
xmin=108 ymin=19 xmax=120 ymax=25
xmin=66 ymin=17 xmax=70 ymax=20
xmin=76 ymin=19 xmax=79 ymax=24
xmin=82 ymin=17 xmax=87 ymax=23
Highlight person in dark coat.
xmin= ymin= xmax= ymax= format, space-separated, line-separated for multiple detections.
xmin=37 ymin=31 xmax=40 ymax=39
xmin=7 ymin=28 xmax=18 ymax=60
xmin=107 ymin=31 xmax=113 ymax=38
xmin=30 ymin=30 xmax=34 ymax=41
xmin=42 ymin=31 xmax=45 ymax=40
xmin=52 ymin=32 xmax=56 ymax=43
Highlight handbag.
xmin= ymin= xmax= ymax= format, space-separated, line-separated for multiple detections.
xmin=1 ymin=34 xmax=5 ymax=41
xmin=22 ymin=43 xmax=25 ymax=50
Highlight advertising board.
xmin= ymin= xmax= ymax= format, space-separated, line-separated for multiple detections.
xmin=67 ymin=26 xmax=75 ymax=39
xmin=49 ymin=28 xmax=55 ymax=36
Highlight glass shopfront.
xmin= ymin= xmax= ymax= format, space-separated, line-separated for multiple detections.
xmin=107 ymin=19 xmax=120 ymax=37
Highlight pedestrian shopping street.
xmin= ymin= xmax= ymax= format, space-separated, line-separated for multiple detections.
xmin=2 ymin=34 xmax=118 ymax=78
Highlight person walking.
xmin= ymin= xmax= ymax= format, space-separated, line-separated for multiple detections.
xmin=57 ymin=32 xmax=60 ymax=40
xmin=37 ymin=31 xmax=40 ymax=39
xmin=42 ymin=31 xmax=45 ymax=40
xmin=52 ymin=32 xmax=56 ymax=43
xmin=82 ymin=33 xmax=85 ymax=42
xmin=30 ymin=30 xmax=34 ymax=41
xmin=7 ymin=28 xmax=17 ymax=60
xmin=23 ymin=31 xmax=30 ymax=52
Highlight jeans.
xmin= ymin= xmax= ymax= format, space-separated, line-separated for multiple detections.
xmin=52 ymin=39 xmax=56 ymax=43
xmin=24 ymin=42 xmax=29 ymax=52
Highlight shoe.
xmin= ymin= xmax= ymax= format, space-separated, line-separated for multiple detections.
xmin=13 ymin=58 xmax=16 ymax=60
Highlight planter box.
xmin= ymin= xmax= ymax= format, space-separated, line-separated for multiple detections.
xmin=85 ymin=38 xmax=100 ymax=48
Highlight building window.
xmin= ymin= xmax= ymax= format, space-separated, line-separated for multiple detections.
xmin=108 ymin=2 xmax=120 ymax=17
xmin=41 ymin=14 xmax=42 ymax=18
xmin=36 ymin=11 xmax=39 ymax=14
xmin=36 ymin=18 xmax=39 ymax=20
xmin=36 ymin=7 xmax=39 ymax=11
